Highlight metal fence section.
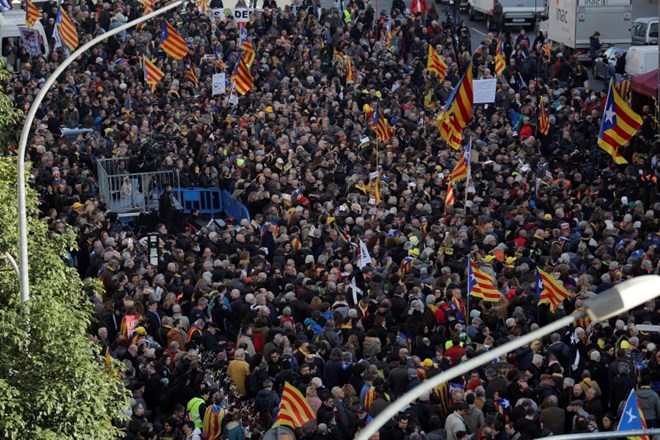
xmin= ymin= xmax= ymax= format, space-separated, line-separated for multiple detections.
xmin=96 ymin=158 xmax=180 ymax=214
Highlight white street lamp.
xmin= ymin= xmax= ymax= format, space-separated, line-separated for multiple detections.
xmin=16 ymin=0 xmax=184 ymax=302
xmin=356 ymin=275 xmax=660 ymax=440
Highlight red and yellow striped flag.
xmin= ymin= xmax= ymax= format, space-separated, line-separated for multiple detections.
xmin=104 ymin=346 xmax=112 ymax=367
xmin=445 ymin=185 xmax=455 ymax=206
xmin=494 ymin=33 xmax=506 ymax=75
xmin=56 ymin=7 xmax=79 ymax=51
xmin=468 ymin=257 xmax=501 ymax=302
xmin=159 ymin=20 xmax=189 ymax=60
xmin=143 ymin=56 xmax=165 ymax=92
xmin=370 ymin=104 xmax=393 ymax=142
xmin=25 ymin=0 xmax=41 ymax=28
xmin=186 ymin=62 xmax=199 ymax=86
xmin=346 ymin=55 xmax=354 ymax=83
xmin=536 ymin=268 xmax=570 ymax=312
xmin=241 ymin=40 xmax=256 ymax=67
xmin=273 ymin=382 xmax=315 ymax=428
xmin=439 ymin=65 xmax=474 ymax=149
xmin=542 ymin=42 xmax=551 ymax=59
xmin=598 ymin=80 xmax=642 ymax=164
xmin=232 ymin=54 xmax=253 ymax=95
xmin=427 ymin=45 xmax=448 ymax=81
xmin=539 ymin=103 xmax=549 ymax=135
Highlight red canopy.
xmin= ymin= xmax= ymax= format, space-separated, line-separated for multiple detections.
xmin=631 ymin=69 xmax=658 ymax=100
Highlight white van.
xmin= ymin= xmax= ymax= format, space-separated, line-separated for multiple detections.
xmin=0 ymin=9 xmax=49 ymax=68
xmin=631 ymin=17 xmax=659 ymax=46
xmin=625 ymin=45 xmax=659 ymax=77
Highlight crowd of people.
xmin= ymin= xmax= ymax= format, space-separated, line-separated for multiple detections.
xmin=5 ymin=0 xmax=660 ymax=438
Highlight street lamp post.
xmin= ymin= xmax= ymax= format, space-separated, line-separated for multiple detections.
xmin=16 ymin=0 xmax=184 ymax=302
xmin=356 ymin=275 xmax=660 ymax=440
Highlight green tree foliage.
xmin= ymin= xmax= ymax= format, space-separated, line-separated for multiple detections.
xmin=0 ymin=59 xmax=23 ymax=153
xmin=0 ymin=125 xmax=130 ymax=437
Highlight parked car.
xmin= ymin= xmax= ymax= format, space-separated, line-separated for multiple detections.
xmin=593 ymin=47 xmax=626 ymax=80
xmin=631 ymin=17 xmax=659 ymax=46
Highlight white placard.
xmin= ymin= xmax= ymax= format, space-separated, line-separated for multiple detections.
xmin=473 ymin=79 xmax=497 ymax=104
xmin=212 ymin=73 xmax=226 ymax=96
xmin=18 ymin=26 xmax=41 ymax=57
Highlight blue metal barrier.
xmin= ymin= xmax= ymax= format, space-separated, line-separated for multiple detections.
xmin=173 ymin=187 xmax=250 ymax=221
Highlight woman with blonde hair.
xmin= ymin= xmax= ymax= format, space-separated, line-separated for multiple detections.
xmin=306 ymin=385 xmax=322 ymax=413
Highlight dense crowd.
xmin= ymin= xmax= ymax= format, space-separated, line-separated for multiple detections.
xmin=5 ymin=0 xmax=660 ymax=438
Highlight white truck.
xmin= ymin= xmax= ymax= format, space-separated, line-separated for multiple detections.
xmin=544 ymin=0 xmax=633 ymax=61
xmin=468 ymin=0 xmax=545 ymax=31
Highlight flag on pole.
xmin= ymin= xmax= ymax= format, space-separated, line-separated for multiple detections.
xmin=214 ymin=50 xmax=226 ymax=70
xmin=438 ymin=64 xmax=473 ymax=149
xmin=143 ymin=56 xmax=165 ymax=92
xmin=615 ymin=77 xmax=631 ymax=103
xmin=136 ymin=0 xmax=153 ymax=29
xmin=538 ymin=103 xmax=549 ymax=135
xmin=25 ymin=0 xmax=41 ymax=28
xmin=273 ymin=382 xmax=315 ymax=428
xmin=468 ymin=257 xmax=501 ymax=302
xmin=159 ymin=20 xmax=189 ymax=60
xmin=598 ymin=81 xmax=642 ymax=164
xmin=56 ymin=6 xmax=78 ymax=51
xmin=494 ymin=34 xmax=505 ymax=75
xmin=536 ymin=268 xmax=570 ymax=312
xmin=356 ymin=239 xmax=373 ymax=270
xmin=232 ymin=54 xmax=253 ymax=95
xmin=541 ymin=42 xmax=551 ymax=59
xmin=617 ymin=390 xmax=649 ymax=439
xmin=427 ymin=45 xmax=448 ymax=81
xmin=335 ymin=224 xmax=352 ymax=244
xmin=241 ymin=39 xmax=256 ymax=67
xmin=370 ymin=103 xmax=393 ymax=142
xmin=384 ymin=19 xmax=392 ymax=51
xmin=186 ymin=62 xmax=199 ymax=86
xmin=346 ymin=55 xmax=353 ymax=83
xmin=445 ymin=185 xmax=455 ymax=206
xmin=448 ymin=139 xmax=471 ymax=184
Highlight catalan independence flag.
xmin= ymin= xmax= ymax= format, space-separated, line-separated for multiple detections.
xmin=137 ymin=0 xmax=154 ymax=30
xmin=468 ymin=256 xmax=500 ymax=302
xmin=335 ymin=224 xmax=351 ymax=244
xmin=427 ymin=45 xmax=447 ymax=81
xmin=401 ymin=256 xmax=414 ymax=274
xmin=617 ymin=390 xmax=649 ymax=440
xmin=538 ymin=103 xmax=549 ymax=135
xmin=160 ymin=20 xmax=189 ymax=60
xmin=143 ymin=56 xmax=165 ymax=92
xmin=598 ymin=80 xmax=641 ymax=164
xmin=185 ymin=62 xmax=199 ymax=86
xmin=615 ymin=77 xmax=631 ymax=103
xmin=542 ymin=42 xmax=551 ymax=59
xmin=56 ymin=6 xmax=78 ymax=51
xmin=25 ymin=0 xmax=41 ymax=28
xmin=241 ymin=40 xmax=256 ymax=67
xmin=273 ymin=382 xmax=315 ymax=428
xmin=445 ymin=184 xmax=454 ymax=207
xmin=448 ymin=139 xmax=471 ymax=184
xmin=346 ymin=55 xmax=354 ymax=83
xmin=232 ymin=54 xmax=253 ymax=95
xmin=494 ymin=34 xmax=505 ymax=76
xmin=438 ymin=64 xmax=473 ymax=149
xmin=536 ymin=268 xmax=570 ymax=312
xmin=370 ymin=103 xmax=393 ymax=142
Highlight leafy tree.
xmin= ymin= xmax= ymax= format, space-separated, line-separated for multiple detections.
xmin=0 ymin=58 xmax=23 ymax=154
xmin=0 ymin=67 xmax=130 ymax=438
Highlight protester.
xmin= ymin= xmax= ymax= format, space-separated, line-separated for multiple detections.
xmin=7 ymin=0 xmax=660 ymax=438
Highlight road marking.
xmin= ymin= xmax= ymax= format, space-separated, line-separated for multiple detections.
xmin=471 ymin=27 xmax=487 ymax=36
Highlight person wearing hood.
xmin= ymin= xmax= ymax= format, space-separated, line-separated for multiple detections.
xmin=636 ymin=375 xmax=660 ymax=428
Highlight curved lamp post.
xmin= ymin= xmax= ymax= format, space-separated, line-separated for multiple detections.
xmin=356 ymin=275 xmax=660 ymax=440
xmin=16 ymin=0 xmax=184 ymax=302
